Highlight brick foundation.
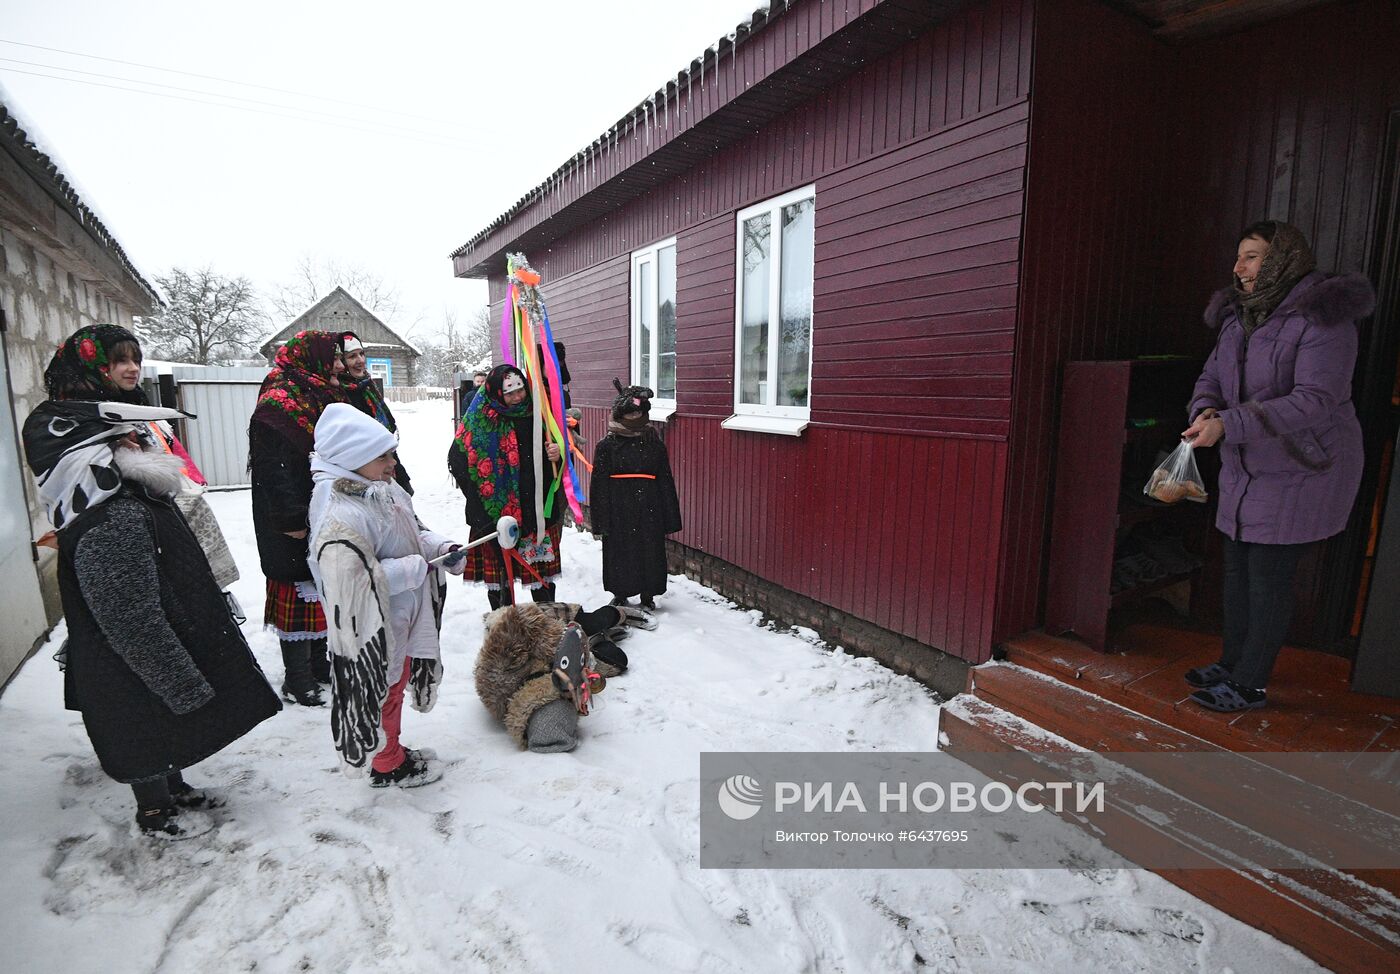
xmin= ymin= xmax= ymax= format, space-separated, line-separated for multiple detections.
xmin=665 ymin=540 xmax=968 ymax=699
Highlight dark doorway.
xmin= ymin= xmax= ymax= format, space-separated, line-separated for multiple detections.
xmin=1306 ymin=108 xmax=1400 ymax=653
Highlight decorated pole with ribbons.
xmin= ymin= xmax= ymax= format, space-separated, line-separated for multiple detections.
xmin=503 ymin=254 xmax=586 ymax=532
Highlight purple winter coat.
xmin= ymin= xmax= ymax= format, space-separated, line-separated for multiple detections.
xmin=1189 ymin=271 xmax=1374 ymax=544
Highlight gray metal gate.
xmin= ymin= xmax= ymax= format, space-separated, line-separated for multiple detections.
xmin=141 ymin=365 xmax=266 ymax=488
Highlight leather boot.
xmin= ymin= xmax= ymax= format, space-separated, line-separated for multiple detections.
xmin=531 ymin=583 xmax=557 ymax=603
xmin=280 ymin=640 xmax=325 ymax=707
xmin=308 ymin=638 xmax=331 ymax=685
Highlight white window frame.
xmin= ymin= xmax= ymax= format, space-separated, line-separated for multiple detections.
xmin=630 ymin=236 xmax=678 ymax=421
xmin=367 ymin=357 xmax=392 ymax=386
xmin=723 ymin=184 xmax=815 ymax=436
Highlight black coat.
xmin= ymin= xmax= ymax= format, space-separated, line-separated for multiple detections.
xmin=57 ymin=487 xmax=281 ymax=783
xmin=249 ymin=422 xmax=314 ymax=580
xmin=449 ymin=411 xmax=567 ymax=541
xmin=589 ymin=430 xmax=682 ymax=599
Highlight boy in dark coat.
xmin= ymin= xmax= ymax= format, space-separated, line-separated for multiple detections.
xmin=589 ymin=380 xmax=682 ymax=609
xmin=22 ymin=399 xmax=282 ymax=839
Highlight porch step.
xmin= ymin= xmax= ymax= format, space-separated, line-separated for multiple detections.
xmin=940 ymin=674 xmax=1400 ymax=974
xmin=969 ymin=661 xmax=1400 ymax=899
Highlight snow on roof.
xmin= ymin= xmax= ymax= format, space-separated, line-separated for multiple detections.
xmin=449 ymin=2 xmax=783 ymax=261
xmin=0 ymin=80 xmax=163 ymax=308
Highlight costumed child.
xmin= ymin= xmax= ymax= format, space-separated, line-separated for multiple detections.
xmin=21 ymin=398 xmax=281 ymax=839
xmin=589 ymin=380 xmax=682 ymax=609
xmin=475 ymin=602 xmax=651 ymax=753
xmin=307 ymin=404 xmax=465 ymax=788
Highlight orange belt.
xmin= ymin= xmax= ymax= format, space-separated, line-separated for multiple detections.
xmin=610 ymin=473 xmax=656 ymax=480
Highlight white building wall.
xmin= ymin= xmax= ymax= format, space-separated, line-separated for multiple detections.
xmin=0 ymin=226 xmax=142 ymax=685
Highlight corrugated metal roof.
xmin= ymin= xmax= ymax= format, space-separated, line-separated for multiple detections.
xmin=0 ymin=102 xmax=162 ymax=309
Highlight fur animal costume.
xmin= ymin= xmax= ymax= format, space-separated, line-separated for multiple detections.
xmin=474 ymin=603 xmax=636 ymax=751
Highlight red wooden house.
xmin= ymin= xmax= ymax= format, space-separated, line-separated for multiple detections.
xmin=451 ymin=0 xmax=1399 ymax=701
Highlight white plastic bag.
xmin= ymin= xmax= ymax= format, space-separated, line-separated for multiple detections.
xmin=1144 ymin=441 xmax=1208 ymax=504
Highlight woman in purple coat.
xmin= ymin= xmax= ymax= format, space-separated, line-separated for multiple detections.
xmin=1181 ymin=220 xmax=1374 ymax=712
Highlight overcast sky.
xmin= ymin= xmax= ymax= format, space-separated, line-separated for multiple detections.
xmin=0 ymin=0 xmax=764 ymax=343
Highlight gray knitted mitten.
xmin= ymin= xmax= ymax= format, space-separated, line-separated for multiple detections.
xmin=527 ymin=698 xmax=579 ymax=753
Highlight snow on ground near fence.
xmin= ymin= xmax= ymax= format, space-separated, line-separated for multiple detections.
xmin=0 ymin=399 xmax=1318 ymax=973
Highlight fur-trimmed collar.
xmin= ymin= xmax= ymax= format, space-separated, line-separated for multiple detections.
xmin=1204 ymin=271 xmax=1375 ymax=330
xmin=112 ymin=446 xmax=187 ymax=498
xmin=331 ymin=476 xmax=396 ymax=503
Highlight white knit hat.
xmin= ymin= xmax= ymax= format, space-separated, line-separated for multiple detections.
xmin=313 ymin=402 xmax=397 ymax=471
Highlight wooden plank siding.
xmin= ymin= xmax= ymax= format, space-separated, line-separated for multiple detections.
xmin=994 ymin=0 xmax=1169 ymax=641
xmin=479 ymin=0 xmax=1031 ymax=663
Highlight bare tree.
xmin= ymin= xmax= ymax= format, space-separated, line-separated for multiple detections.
xmin=270 ymin=254 xmax=406 ymax=324
xmin=140 ymin=267 xmax=267 ymax=364
xmin=417 ymin=306 xmax=493 ymax=385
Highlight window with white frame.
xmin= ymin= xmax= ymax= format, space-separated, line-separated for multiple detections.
xmin=725 ymin=185 xmax=815 ymax=435
xmin=631 ymin=238 xmax=677 ymax=417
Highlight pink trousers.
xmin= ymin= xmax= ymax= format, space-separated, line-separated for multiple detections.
xmin=371 ymin=659 xmax=412 ymax=773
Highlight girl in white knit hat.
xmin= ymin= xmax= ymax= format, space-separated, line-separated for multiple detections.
xmin=307 ymin=403 xmax=467 ymax=787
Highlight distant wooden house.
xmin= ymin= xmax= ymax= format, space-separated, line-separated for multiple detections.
xmin=260 ymin=287 xmax=420 ymax=386
xmin=0 ymin=97 xmax=162 ymax=687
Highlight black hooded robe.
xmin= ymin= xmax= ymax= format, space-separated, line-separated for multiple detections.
xmin=589 ymin=430 xmax=682 ymax=599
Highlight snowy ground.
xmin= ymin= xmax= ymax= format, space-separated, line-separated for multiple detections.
xmin=0 ymin=400 xmax=1321 ymax=973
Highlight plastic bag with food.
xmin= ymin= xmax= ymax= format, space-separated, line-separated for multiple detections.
xmin=1144 ymin=441 xmax=1208 ymax=504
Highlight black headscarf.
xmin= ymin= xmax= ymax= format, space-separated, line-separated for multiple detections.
xmin=44 ymin=324 xmax=146 ymax=403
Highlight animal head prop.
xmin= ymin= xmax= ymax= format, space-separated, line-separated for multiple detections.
xmin=611 ymin=378 xmax=654 ymax=422
xmin=551 ymin=622 xmax=605 ymax=716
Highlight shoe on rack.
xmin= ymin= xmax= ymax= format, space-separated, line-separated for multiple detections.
xmin=137 ymin=807 xmax=214 ymax=841
xmin=369 ymin=754 xmax=443 ymax=789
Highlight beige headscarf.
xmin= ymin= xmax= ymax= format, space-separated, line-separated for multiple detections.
xmin=1235 ymin=221 xmax=1316 ymax=336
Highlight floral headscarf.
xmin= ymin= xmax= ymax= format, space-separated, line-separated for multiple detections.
xmin=249 ymin=330 xmax=345 ymax=452
xmin=452 ymin=365 xmax=529 ymax=523
xmin=44 ymin=324 xmax=146 ymax=404
xmin=339 ymin=331 xmax=395 ymax=432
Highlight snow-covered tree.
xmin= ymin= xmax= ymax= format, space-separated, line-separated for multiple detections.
xmin=140 ymin=267 xmax=267 ymax=364
xmin=417 ymin=306 xmax=492 ymax=385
